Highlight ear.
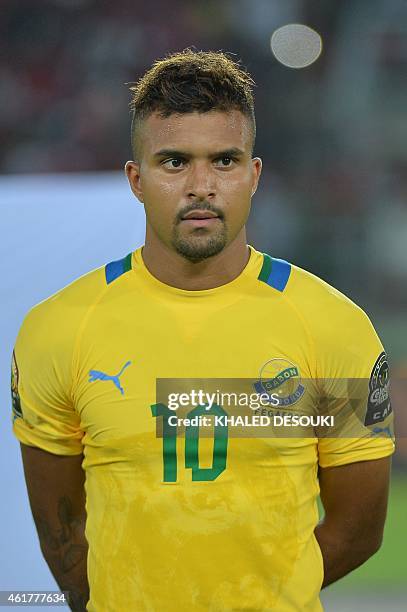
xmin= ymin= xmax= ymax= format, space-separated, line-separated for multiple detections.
xmin=125 ymin=160 xmax=144 ymax=203
xmin=251 ymin=157 xmax=262 ymax=196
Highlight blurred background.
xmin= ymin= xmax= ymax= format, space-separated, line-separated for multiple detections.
xmin=1 ymin=0 xmax=406 ymax=610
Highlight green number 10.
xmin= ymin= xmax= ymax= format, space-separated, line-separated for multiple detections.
xmin=151 ymin=404 xmax=228 ymax=482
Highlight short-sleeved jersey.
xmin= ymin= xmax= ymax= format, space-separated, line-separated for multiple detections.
xmin=11 ymin=245 xmax=394 ymax=612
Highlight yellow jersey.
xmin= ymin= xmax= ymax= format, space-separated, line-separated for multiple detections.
xmin=11 ymin=245 xmax=394 ymax=611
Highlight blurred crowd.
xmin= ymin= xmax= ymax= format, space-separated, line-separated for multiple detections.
xmin=2 ymin=1 xmax=406 ymax=357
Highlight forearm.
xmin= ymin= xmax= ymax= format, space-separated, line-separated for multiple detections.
xmin=35 ymin=498 xmax=89 ymax=611
xmin=315 ymin=519 xmax=380 ymax=588
xmin=19 ymin=446 xmax=89 ymax=610
xmin=40 ymin=535 xmax=89 ymax=611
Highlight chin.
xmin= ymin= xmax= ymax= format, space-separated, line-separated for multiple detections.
xmin=172 ymin=233 xmax=228 ymax=263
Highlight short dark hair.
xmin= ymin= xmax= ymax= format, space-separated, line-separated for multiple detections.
xmin=128 ymin=48 xmax=256 ymax=160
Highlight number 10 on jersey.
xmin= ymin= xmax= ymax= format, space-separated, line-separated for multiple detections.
xmin=151 ymin=403 xmax=228 ymax=482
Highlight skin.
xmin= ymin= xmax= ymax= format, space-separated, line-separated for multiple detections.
xmin=125 ymin=109 xmax=262 ymax=290
xmin=20 ymin=107 xmax=392 ymax=607
xmin=20 ymin=444 xmax=89 ymax=611
xmin=316 ymin=457 xmax=391 ymax=587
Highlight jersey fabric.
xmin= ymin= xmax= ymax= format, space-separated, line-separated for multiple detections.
xmin=11 ymin=245 xmax=394 ymax=612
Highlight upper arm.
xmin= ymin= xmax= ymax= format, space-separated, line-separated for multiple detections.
xmin=11 ymin=303 xmax=86 ymax=543
xmin=316 ymin=299 xmax=395 ymax=467
xmin=318 ymin=456 xmax=391 ymax=549
xmin=20 ymin=443 xmax=86 ymax=546
xmin=11 ymin=303 xmax=84 ymax=455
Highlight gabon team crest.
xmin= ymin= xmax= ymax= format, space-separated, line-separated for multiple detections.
xmin=11 ymin=350 xmax=23 ymax=421
xmin=253 ymin=358 xmax=305 ymax=407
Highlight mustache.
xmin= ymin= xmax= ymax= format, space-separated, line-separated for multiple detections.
xmin=176 ymin=202 xmax=224 ymax=223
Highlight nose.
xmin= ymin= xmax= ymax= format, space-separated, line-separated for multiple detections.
xmin=186 ymin=162 xmax=216 ymax=201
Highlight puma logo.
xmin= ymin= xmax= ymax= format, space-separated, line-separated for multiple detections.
xmin=88 ymin=360 xmax=132 ymax=395
xmin=371 ymin=426 xmax=393 ymax=439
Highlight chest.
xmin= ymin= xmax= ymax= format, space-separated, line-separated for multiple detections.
xmin=75 ymin=296 xmax=317 ymax=460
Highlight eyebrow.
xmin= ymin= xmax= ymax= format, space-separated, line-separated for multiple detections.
xmin=152 ymin=147 xmax=246 ymax=160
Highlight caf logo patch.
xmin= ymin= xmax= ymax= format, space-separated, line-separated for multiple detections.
xmin=11 ymin=349 xmax=23 ymax=420
xmin=364 ymin=351 xmax=392 ymax=426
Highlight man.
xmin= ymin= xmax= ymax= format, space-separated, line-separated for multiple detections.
xmin=12 ymin=49 xmax=394 ymax=611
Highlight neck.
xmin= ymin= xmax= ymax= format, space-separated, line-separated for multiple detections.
xmin=142 ymin=227 xmax=250 ymax=291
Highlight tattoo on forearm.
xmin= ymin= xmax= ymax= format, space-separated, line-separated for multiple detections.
xmin=35 ymin=496 xmax=88 ymax=572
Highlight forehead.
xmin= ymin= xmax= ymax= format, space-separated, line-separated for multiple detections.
xmin=141 ymin=110 xmax=252 ymax=156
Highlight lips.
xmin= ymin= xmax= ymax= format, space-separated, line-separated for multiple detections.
xmin=182 ymin=210 xmax=219 ymax=220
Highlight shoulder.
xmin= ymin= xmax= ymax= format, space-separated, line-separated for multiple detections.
xmin=14 ymin=254 xmax=135 ymax=388
xmin=256 ymin=249 xmax=363 ymax=323
xmin=286 ymin=262 xmax=368 ymax=324
xmin=19 ymin=250 xmax=135 ymax=331
xmin=282 ymin=261 xmax=383 ymax=376
xmin=18 ymin=264 xmax=106 ymax=343
xmin=15 ymin=250 xmax=136 ymax=358
xmin=254 ymin=248 xmax=377 ymax=346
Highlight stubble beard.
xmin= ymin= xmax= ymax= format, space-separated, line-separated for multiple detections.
xmin=171 ymin=223 xmax=228 ymax=263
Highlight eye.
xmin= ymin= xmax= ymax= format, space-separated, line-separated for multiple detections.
xmin=215 ymin=156 xmax=235 ymax=167
xmin=162 ymin=158 xmax=185 ymax=169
